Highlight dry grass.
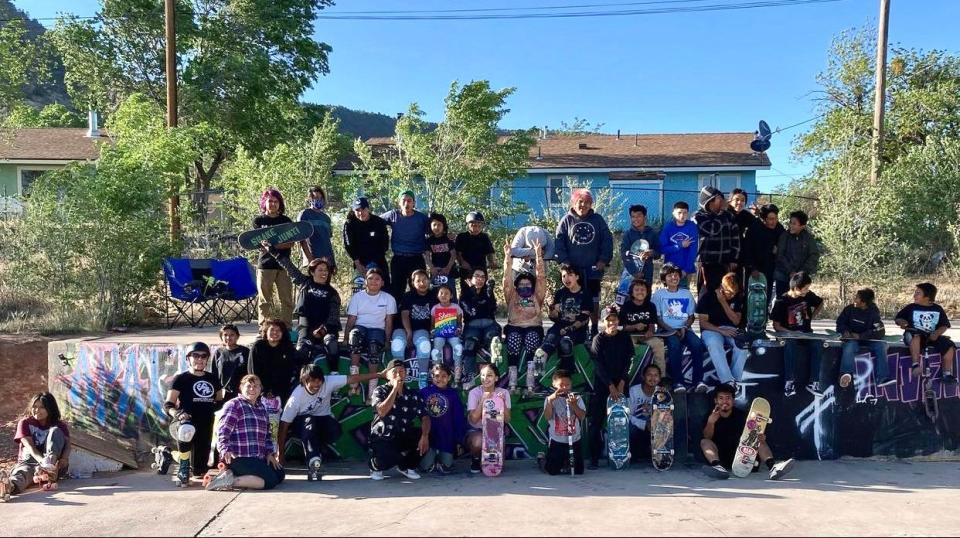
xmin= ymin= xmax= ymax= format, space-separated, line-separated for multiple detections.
xmin=810 ymin=278 xmax=960 ymax=319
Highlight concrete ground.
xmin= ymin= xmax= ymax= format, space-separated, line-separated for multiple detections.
xmin=3 ymin=460 xmax=959 ymax=536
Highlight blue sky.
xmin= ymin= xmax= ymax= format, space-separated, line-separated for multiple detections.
xmin=17 ymin=0 xmax=960 ymax=191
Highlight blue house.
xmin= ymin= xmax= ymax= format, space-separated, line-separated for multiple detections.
xmin=508 ymin=132 xmax=769 ymax=230
xmin=335 ymin=131 xmax=769 ymax=231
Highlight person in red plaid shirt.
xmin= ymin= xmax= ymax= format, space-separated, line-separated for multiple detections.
xmin=206 ymin=375 xmax=285 ymax=491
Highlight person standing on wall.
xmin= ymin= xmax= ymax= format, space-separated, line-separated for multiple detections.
xmin=694 ymin=186 xmax=740 ymax=297
xmin=254 ymin=187 xmax=295 ymax=327
xmin=298 ymin=186 xmax=336 ymax=272
xmin=381 ymin=191 xmax=431 ymax=301
xmin=343 ymin=197 xmax=391 ymax=287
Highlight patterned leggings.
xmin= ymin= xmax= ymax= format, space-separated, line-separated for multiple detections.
xmin=503 ymin=325 xmax=544 ymax=367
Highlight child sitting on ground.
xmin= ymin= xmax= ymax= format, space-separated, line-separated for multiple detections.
xmin=627 ymin=364 xmax=662 ymax=465
xmin=419 ymin=364 xmax=467 ymax=474
xmin=465 ymin=364 xmax=512 ymax=473
xmin=895 ymin=282 xmax=957 ymax=383
xmin=0 ymin=393 xmax=71 ymax=500
xmin=542 ymin=369 xmax=587 ymax=475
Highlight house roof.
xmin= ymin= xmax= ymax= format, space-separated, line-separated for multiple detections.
xmin=0 ymin=128 xmax=104 ymax=162
xmin=337 ymin=132 xmax=770 ymax=171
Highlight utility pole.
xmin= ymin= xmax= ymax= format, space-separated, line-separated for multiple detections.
xmin=870 ymin=0 xmax=890 ymax=184
xmin=165 ymin=0 xmax=181 ymax=241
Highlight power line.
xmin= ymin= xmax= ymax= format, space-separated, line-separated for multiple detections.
xmin=314 ymin=0 xmax=843 ymax=20
xmin=328 ymin=0 xmax=749 ymax=15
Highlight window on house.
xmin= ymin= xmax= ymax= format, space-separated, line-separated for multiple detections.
xmin=547 ymin=176 xmax=564 ymax=205
xmin=698 ymin=173 xmax=742 ymax=193
xmin=19 ymin=169 xmax=52 ymax=197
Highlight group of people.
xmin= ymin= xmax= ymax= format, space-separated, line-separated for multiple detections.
xmin=3 ymin=184 xmax=955 ymax=499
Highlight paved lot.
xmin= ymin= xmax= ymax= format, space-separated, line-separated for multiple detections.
xmin=4 ymin=459 xmax=959 ymax=536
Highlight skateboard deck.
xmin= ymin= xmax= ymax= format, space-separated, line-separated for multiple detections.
xmin=731 ymin=397 xmax=772 ymax=478
xmin=238 ymin=221 xmax=313 ymax=250
xmin=262 ymin=395 xmax=283 ymax=449
xmin=606 ymin=396 xmax=631 ymax=470
xmin=481 ymin=394 xmax=506 ymax=477
xmin=769 ymin=330 xmax=840 ymax=348
xmin=615 ymin=239 xmax=649 ymax=305
xmin=650 ymin=386 xmax=675 ymax=471
xmin=745 ymin=273 xmax=768 ymax=336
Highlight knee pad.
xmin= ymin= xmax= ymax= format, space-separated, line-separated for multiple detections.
xmin=348 ymin=329 xmax=365 ymax=353
xmin=175 ymin=423 xmax=196 ymax=443
xmin=323 ymin=335 xmax=339 ymax=357
xmin=417 ymin=339 xmax=433 ymax=357
xmin=559 ymin=336 xmax=574 ymax=358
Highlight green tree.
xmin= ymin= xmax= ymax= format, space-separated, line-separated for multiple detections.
xmin=7 ymin=94 xmax=200 ymax=328
xmin=791 ymin=27 xmax=960 ymax=291
xmin=350 ymin=80 xmax=536 ymax=221
xmin=2 ymin=103 xmax=84 ymax=128
xmin=50 ymin=0 xmax=335 ymax=190
xmin=0 ymin=19 xmax=52 ymax=114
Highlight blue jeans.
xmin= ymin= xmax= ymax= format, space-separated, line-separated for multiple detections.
xmin=840 ymin=340 xmax=890 ymax=381
xmin=701 ymin=330 xmax=749 ymax=384
xmin=783 ymin=339 xmax=822 ymax=386
xmin=665 ymin=330 xmax=705 ymax=387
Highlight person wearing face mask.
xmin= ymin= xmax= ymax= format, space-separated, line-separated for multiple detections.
xmin=501 ymin=238 xmax=546 ymax=393
xmin=298 ymin=185 xmax=336 ymax=271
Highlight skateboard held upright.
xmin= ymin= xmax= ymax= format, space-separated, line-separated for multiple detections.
xmin=606 ymin=396 xmax=631 ymax=470
xmin=481 ymin=395 xmax=506 ymax=477
xmin=731 ymin=397 xmax=772 ymax=478
xmin=650 ymin=386 xmax=675 ymax=471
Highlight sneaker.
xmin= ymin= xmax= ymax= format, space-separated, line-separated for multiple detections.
xmin=175 ymin=459 xmax=190 ymax=487
xmin=370 ymin=470 xmax=386 ymax=481
xmin=205 ymin=469 xmax=235 ymax=491
xmin=769 ymin=458 xmax=796 ymax=480
xmin=944 ymin=372 xmax=958 ymax=384
xmin=839 ymin=373 xmax=852 ymax=388
xmin=672 ymin=384 xmax=687 ymax=394
xmin=877 ymin=377 xmax=897 ymax=388
xmin=702 ymin=463 xmax=730 ymax=480
xmin=307 ymin=457 xmax=323 ymax=482
xmin=470 ymin=458 xmax=481 ymax=474
xmin=784 ymin=380 xmax=796 ymax=397
xmin=807 ymin=381 xmax=823 ymax=396
xmin=694 ymin=382 xmax=709 ymax=394
xmin=397 ymin=468 xmax=421 ymax=480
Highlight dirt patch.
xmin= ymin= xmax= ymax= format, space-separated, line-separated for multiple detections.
xmin=0 ymin=334 xmax=51 ymax=470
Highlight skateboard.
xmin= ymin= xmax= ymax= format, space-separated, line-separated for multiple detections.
xmin=565 ymin=397 xmax=577 ymax=476
xmin=731 ymin=397 xmax=772 ymax=478
xmin=768 ymin=330 xmax=840 ymax=348
xmin=606 ymin=396 xmax=631 ymax=470
xmin=0 ymin=468 xmax=11 ymax=501
xmin=480 ymin=394 xmax=506 ymax=477
xmin=745 ymin=273 xmax=768 ymax=337
xmin=615 ymin=239 xmax=650 ymax=306
xmin=237 ymin=221 xmax=313 ymax=250
xmin=151 ymin=445 xmax=174 ymax=474
xmin=650 ymin=386 xmax=675 ymax=471
xmin=262 ymin=395 xmax=283 ymax=449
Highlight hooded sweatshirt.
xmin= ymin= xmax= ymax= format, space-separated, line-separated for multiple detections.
xmin=741 ymin=219 xmax=784 ymax=275
xmin=554 ymin=209 xmax=613 ymax=280
xmin=836 ymin=303 xmax=885 ymax=340
xmin=694 ymin=186 xmax=740 ymax=265
xmin=659 ymin=219 xmax=699 ymax=275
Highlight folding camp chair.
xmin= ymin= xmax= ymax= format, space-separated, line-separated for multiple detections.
xmin=162 ymin=257 xmax=219 ymax=328
xmin=210 ymin=257 xmax=257 ymax=324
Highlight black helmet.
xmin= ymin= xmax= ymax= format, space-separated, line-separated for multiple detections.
xmin=185 ymin=342 xmax=211 ymax=357
xmin=466 ymin=211 xmax=485 ymax=223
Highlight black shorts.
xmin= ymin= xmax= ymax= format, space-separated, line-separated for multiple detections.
xmin=905 ymin=333 xmax=955 ymax=357
xmin=228 ymin=456 xmax=285 ymax=490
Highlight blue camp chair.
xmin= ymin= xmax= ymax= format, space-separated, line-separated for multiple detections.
xmin=162 ymin=257 xmax=219 ymax=328
xmin=211 ymin=257 xmax=257 ymax=324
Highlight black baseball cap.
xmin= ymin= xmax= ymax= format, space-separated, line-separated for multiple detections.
xmin=351 ymin=197 xmax=370 ymax=210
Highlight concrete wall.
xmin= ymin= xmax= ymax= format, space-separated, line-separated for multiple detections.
xmin=48 ymin=338 xmax=960 ymax=462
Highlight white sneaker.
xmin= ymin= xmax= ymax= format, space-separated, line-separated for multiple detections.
xmin=694 ymin=382 xmax=710 ymax=394
xmin=205 ymin=469 xmax=235 ymax=491
xmin=370 ymin=470 xmax=385 ymax=481
xmin=397 ymin=468 xmax=421 ymax=480
xmin=769 ymin=458 xmax=796 ymax=480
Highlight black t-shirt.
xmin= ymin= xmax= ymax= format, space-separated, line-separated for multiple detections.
xmin=401 ymin=290 xmax=436 ymax=333
xmin=553 ymin=287 xmax=591 ymax=330
xmin=253 ymin=214 xmax=293 ymax=270
xmin=770 ymin=291 xmax=823 ymax=332
xmin=460 ymin=284 xmax=497 ymax=323
xmin=427 ymin=235 xmax=455 ymax=269
xmin=619 ymin=300 xmax=658 ymax=332
xmin=703 ymin=407 xmax=747 ymax=456
xmin=695 ymin=291 xmax=744 ymax=329
xmin=455 ymin=232 xmax=494 ymax=269
xmin=370 ymin=385 xmax=426 ymax=440
xmin=172 ymin=371 xmax=221 ymax=421
xmin=895 ymin=303 xmax=950 ymax=334
xmin=213 ymin=345 xmax=249 ymax=401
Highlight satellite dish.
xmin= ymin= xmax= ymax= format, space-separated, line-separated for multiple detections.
xmin=750 ymin=120 xmax=772 ymax=153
